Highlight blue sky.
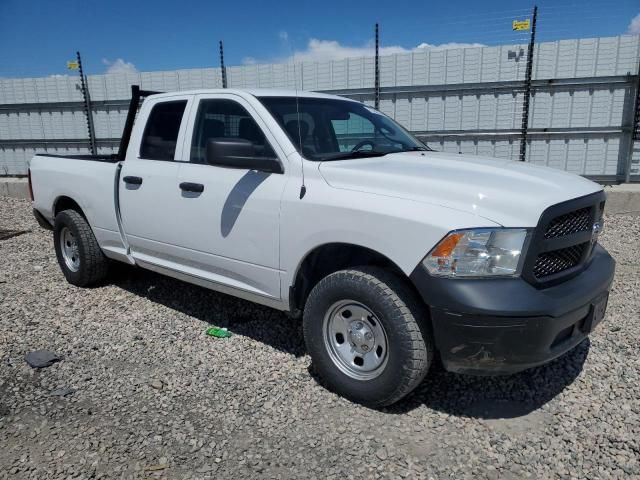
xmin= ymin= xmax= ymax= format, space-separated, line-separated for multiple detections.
xmin=0 ymin=0 xmax=638 ymax=78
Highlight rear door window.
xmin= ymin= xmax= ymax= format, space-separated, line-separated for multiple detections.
xmin=140 ymin=100 xmax=187 ymax=161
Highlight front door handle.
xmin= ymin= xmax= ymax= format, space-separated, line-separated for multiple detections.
xmin=123 ymin=176 xmax=143 ymax=185
xmin=179 ymin=182 xmax=205 ymax=193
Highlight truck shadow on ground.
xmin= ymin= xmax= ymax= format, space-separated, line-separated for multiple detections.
xmin=305 ymin=339 xmax=589 ymax=419
xmin=112 ymin=265 xmax=307 ymax=357
xmin=112 ymin=265 xmax=589 ymax=419
xmin=385 ymin=339 xmax=589 ymax=418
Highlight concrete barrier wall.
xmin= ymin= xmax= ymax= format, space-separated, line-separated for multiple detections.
xmin=0 ymin=178 xmax=29 ymax=199
xmin=1 ymin=35 xmax=639 ymax=179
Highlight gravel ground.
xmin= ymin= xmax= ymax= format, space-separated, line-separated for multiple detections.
xmin=1 ymin=196 xmax=638 ymax=479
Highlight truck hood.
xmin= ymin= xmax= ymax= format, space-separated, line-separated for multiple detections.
xmin=318 ymin=151 xmax=602 ymax=227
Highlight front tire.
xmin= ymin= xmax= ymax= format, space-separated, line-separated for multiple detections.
xmin=53 ymin=209 xmax=109 ymax=287
xmin=303 ymin=267 xmax=433 ymax=407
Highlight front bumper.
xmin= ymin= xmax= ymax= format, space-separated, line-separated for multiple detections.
xmin=409 ymin=244 xmax=615 ymax=375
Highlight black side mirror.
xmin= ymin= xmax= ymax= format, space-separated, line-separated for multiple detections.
xmin=205 ymin=138 xmax=283 ymax=174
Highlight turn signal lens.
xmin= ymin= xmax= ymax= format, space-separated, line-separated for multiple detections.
xmin=423 ymin=228 xmax=528 ymax=278
xmin=429 ymin=232 xmax=464 ymax=257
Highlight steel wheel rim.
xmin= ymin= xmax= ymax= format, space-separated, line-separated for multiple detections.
xmin=60 ymin=227 xmax=80 ymax=272
xmin=323 ymin=300 xmax=389 ymax=381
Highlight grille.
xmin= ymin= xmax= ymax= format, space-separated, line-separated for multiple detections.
xmin=524 ymin=192 xmax=605 ymax=286
xmin=544 ymin=207 xmax=592 ymax=239
xmin=533 ymin=242 xmax=588 ymax=279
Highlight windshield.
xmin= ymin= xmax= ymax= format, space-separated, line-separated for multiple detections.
xmin=257 ymin=96 xmax=429 ymax=161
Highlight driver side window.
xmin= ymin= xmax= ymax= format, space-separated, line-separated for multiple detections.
xmin=190 ymin=99 xmax=276 ymax=164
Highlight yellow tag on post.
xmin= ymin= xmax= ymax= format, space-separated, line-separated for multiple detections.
xmin=512 ymin=19 xmax=531 ymax=31
xmin=67 ymin=61 xmax=79 ymax=70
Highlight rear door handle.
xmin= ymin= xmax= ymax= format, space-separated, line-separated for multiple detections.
xmin=179 ymin=182 xmax=205 ymax=193
xmin=123 ymin=176 xmax=143 ymax=185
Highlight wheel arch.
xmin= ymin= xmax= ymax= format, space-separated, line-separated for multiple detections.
xmin=289 ymin=242 xmax=411 ymax=314
xmin=53 ymin=195 xmax=88 ymax=220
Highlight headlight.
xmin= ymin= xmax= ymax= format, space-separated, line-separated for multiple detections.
xmin=423 ymin=228 xmax=528 ymax=277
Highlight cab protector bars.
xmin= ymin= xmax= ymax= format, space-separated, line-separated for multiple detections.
xmin=117 ymin=85 xmax=162 ymax=161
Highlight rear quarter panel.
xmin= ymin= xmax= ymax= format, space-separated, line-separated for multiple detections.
xmin=30 ymin=155 xmax=120 ymax=234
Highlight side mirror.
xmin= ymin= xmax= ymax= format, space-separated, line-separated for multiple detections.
xmin=205 ymin=138 xmax=283 ymax=174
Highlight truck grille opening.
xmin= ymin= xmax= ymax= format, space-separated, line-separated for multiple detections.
xmin=533 ymin=242 xmax=589 ymax=279
xmin=523 ymin=191 xmax=605 ymax=287
xmin=550 ymin=325 xmax=574 ymax=349
xmin=543 ymin=207 xmax=592 ymax=239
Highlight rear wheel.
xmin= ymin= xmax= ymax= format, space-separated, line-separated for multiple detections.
xmin=53 ymin=209 xmax=109 ymax=287
xmin=303 ymin=266 xmax=433 ymax=407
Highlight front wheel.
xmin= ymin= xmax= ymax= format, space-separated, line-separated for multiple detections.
xmin=303 ymin=267 xmax=433 ymax=407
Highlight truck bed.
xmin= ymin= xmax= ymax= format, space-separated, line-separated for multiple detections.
xmin=34 ymin=154 xmax=119 ymax=162
xmin=30 ymin=155 xmax=126 ymax=258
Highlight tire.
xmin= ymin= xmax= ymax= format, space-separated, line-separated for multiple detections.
xmin=303 ymin=266 xmax=433 ymax=407
xmin=53 ymin=209 xmax=109 ymax=287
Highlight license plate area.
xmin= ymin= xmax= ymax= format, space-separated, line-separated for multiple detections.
xmin=582 ymin=293 xmax=609 ymax=333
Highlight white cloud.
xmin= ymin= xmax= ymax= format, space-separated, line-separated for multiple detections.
xmin=415 ymin=42 xmax=485 ymax=50
xmin=248 ymin=38 xmax=486 ymax=64
xmin=102 ymin=58 xmax=138 ymax=75
xmin=627 ymin=13 xmax=640 ymax=35
xmin=289 ymin=39 xmax=408 ymax=62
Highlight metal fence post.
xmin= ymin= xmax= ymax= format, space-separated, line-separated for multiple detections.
xmin=519 ymin=5 xmax=537 ymax=162
xmin=219 ymin=41 xmax=228 ymax=88
xmin=625 ymin=58 xmax=640 ymax=182
xmin=374 ymin=23 xmax=380 ymax=110
xmin=76 ymin=51 xmax=97 ymax=155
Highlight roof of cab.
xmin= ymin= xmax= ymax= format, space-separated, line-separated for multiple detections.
xmin=146 ymin=88 xmax=356 ymax=102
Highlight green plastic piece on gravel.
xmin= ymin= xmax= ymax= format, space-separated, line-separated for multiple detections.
xmin=206 ymin=326 xmax=232 ymax=338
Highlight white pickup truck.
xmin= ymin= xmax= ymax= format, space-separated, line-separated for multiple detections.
xmin=30 ymin=86 xmax=615 ymax=406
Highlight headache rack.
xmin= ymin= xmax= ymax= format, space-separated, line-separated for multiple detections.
xmin=521 ymin=191 xmax=606 ymax=288
xmin=34 ymin=85 xmax=161 ymax=162
xmin=116 ymin=85 xmax=162 ymax=161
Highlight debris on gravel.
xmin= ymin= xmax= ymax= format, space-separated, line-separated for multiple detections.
xmin=49 ymin=387 xmax=75 ymax=397
xmin=149 ymin=379 xmax=164 ymax=390
xmin=24 ymin=350 xmax=61 ymax=369
xmin=1 ymin=196 xmax=639 ymax=479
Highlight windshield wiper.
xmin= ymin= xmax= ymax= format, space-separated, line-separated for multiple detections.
xmin=321 ymin=150 xmax=389 ymax=161
xmin=398 ymin=146 xmax=429 ymax=152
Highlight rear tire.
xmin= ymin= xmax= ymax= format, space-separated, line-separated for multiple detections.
xmin=54 ymin=209 xmax=109 ymax=287
xmin=303 ymin=266 xmax=433 ymax=407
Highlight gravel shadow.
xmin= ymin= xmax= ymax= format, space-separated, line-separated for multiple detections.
xmin=111 ymin=264 xmax=589 ymax=419
xmin=111 ymin=264 xmax=306 ymax=357
xmin=387 ymin=338 xmax=590 ymax=418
